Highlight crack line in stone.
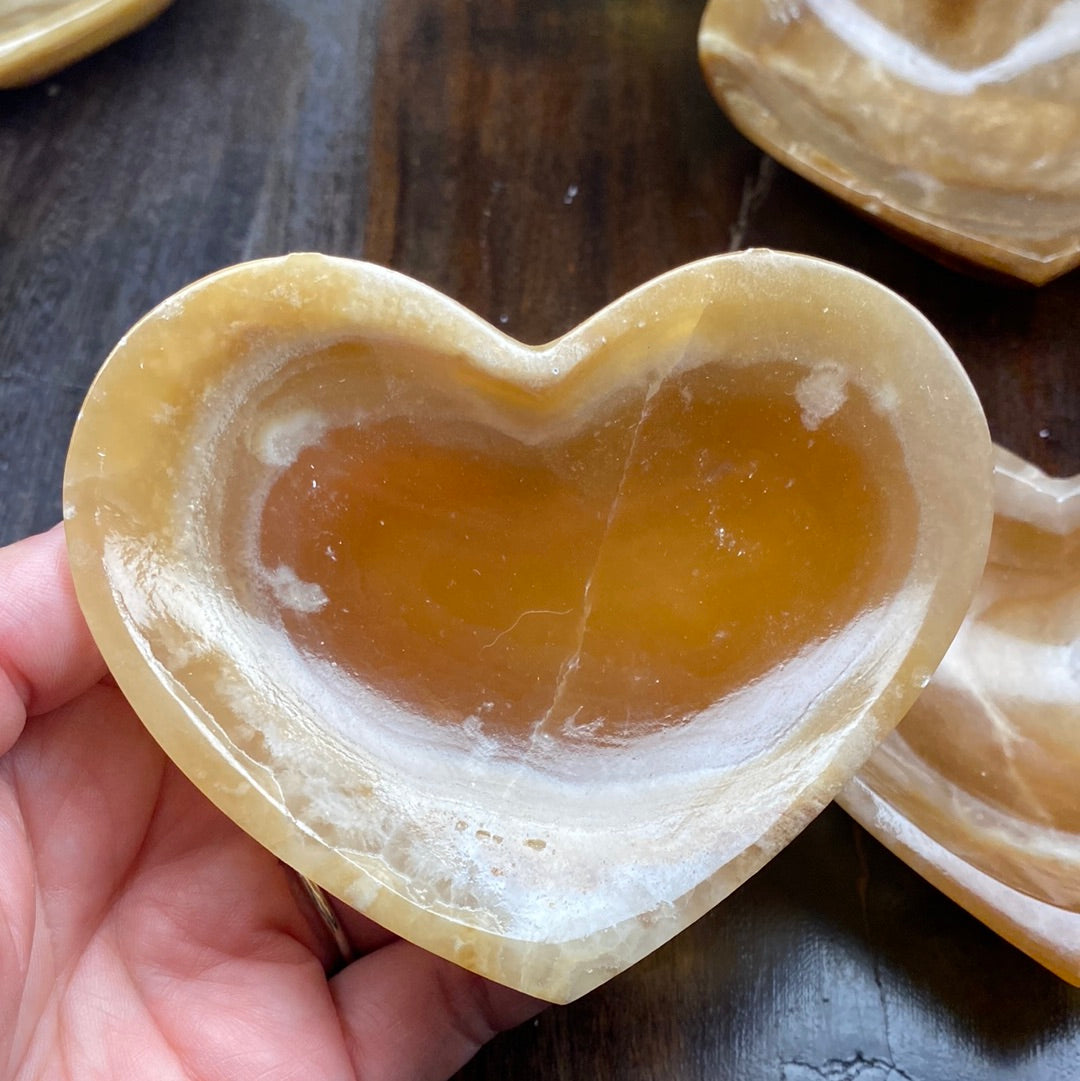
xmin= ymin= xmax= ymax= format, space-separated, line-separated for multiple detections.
xmin=529 ymin=377 xmax=659 ymax=742
xmin=480 ymin=608 xmax=574 ymax=652
xmin=528 ymin=304 xmax=721 ymax=744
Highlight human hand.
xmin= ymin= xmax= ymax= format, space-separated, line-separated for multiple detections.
xmin=0 ymin=527 xmax=543 ymax=1081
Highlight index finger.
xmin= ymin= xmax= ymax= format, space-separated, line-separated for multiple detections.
xmin=0 ymin=525 xmax=106 ymax=755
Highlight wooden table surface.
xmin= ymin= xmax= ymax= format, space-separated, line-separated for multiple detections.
xmin=2 ymin=2 xmax=1078 ymax=1078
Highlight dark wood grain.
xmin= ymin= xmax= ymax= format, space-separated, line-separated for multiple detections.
xmin=363 ymin=0 xmax=758 ymax=344
xmin=1 ymin=2 xmax=1078 ymax=1079
xmin=1 ymin=0 xmax=382 ymax=544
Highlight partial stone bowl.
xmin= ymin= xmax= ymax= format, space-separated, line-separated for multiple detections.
xmin=699 ymin=0 xmax=1080 ymax=284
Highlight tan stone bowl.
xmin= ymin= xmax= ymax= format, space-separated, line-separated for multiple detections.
xmin=699 ymin=0 xmax=1080 ymax=284
xmin=0 ymin=0 xmax=173 ymax=87
xmin=62 ymin=251 xmax=993 ymax=1001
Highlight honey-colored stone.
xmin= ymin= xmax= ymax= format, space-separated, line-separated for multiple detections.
xmin=842 ymin=447 xmax=1080 ymax=985
xmin=699 ymin=0 xmax=1080 ymax=284
xmin=63 ymin=252 xmax=992 ymax=1001
xmin=0 ymin=0 xmax=173 ymax=88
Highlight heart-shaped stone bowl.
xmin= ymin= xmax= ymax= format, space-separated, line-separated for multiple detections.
xmin=842 ymin=446 xmax=1080 ymax=985
xmin=62 ymin=251 xmax=993 ymax=1002
xmin=0 ymin=0 xmax=173 ymax=88
xmin=698 ymin=0 xmax=1080 ymax=285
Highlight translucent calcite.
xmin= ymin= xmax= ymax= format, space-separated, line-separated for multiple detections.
xmin=0 ymin=0 xmax=173 ymax=87
xmin=63 ymin=252 xmax=993 ymax=1002
xmin=699 ymin=1 xmax=1080 ymax=284
xmin=842 ymin=447 xmax=1080 ymax=985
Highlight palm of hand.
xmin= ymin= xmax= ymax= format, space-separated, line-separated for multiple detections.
xmin=0 ymin=530 xmax=539 ymax=1081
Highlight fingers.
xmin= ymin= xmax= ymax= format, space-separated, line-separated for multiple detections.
xmin=330 ymin=940 xmax=545 ymax=1081
xmin=0 ymin=525 xmax=106 ymax=755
